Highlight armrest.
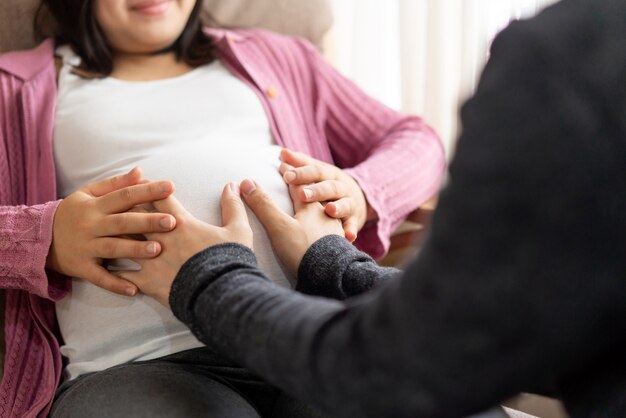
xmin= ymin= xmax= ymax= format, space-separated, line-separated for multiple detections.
xmin=380 ymin=196 xmax=438 ymax=267
xmin=405 ymin=196 xmax=437 ymax=227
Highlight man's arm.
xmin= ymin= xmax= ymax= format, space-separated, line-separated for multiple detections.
xmin=170 ymin=1 xmax=626 ymax=416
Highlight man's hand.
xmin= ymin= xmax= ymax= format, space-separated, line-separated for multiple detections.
xmin=118 ymin=183 xmax=253 ymax=306
xmin=240 ymin=178 xmax=345 ymax=276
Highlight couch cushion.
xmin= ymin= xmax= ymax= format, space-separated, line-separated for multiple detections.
xmin=0 ymin=0 xmax=332 ymax=53
xmin=0 ymin=0 xmax=41 ymax=53
xmin=201 ymin=0 xmax=332 ymax=48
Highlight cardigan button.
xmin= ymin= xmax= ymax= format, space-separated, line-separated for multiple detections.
xmin=226 ymin=35 xmax=239 ymax=46
xmin=265 ymin=86 xmax=279 ymax=99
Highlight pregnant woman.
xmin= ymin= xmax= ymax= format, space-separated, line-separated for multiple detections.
xmin=0 ymin=0 xmax=445 ymax=416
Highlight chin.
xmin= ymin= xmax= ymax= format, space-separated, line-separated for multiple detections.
xmin=132 ymin=28 xmax=185 ymax=52
xmin=140 ymin=38 xmax=180 ymax=52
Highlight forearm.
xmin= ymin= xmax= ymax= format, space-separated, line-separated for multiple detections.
xmin=345 ymin=117 xmax=445 ymax=258
xmin=0 ymin=201 xmax=68 ymax=299
xmin=345 ymin=117 xmax=446 ymax=259
xmin=299 ymin=38 xmax=445 ymax=259
xmin=170 ymin=241 xmax=531 ymax=418
xmin=170 ymin=243 xmax=346 ymax=386
xmin=171 ymin=242 xmax=406 ymax=417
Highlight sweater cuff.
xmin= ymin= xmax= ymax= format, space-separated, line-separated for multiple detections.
xmin=296 ymin=235 xmax=372 ymax=299
xmin=170 ymin=242 xmax=257 ymax=325
xmin=343 ymin=167 xmax=390 ymax=260
xmin=40 ymin=200 xmax=70 ymax=300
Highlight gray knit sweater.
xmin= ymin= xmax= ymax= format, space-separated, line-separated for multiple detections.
xmin=170 ymin=0 xmax=626 ymax=417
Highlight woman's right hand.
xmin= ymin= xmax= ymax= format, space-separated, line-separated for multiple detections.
xmin=46 ymin=168 xmax=177 ymax=296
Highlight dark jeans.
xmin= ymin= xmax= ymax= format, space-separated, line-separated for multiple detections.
xmin=50 ymin=347 xmax=328 ymax=418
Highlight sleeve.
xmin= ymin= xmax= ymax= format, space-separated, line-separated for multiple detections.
xmin=0 ymin=201 xmax=69 ymax=300
xmin=171 ymin=19 xmax=626 ymax=418
xmin=297 ymin=40 xmax=446 ymax=259
xmin=295 ymin=235 xmax=400 ymax=299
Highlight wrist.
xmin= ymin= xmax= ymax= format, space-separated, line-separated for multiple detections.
xmin=45 ymin=244 xmax=59 ymax=271
xmin=365 ymin=202 xmax=378 ymax=222
xmin=45 ymin=200 xmax=64 ymax=273
xmin=347 ymin=174 xmax=377 ymax=225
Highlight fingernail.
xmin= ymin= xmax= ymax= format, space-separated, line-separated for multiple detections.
xmin=126 ymin=288 xmax=137 ymax=296
xmin=229 ymin=182 xmax=240 ymax=196
xmin=240 ymin=179 xmax=256 ymax=196
xmin=160 ymin=217 xmax=174 ymax=229
xmin=146 ymin=243 xmax=158 ymax=255
xmin=161 ymin=182 xmax=172 ymax=193
xmin=303 ymin=188 xmax=313 ymax=201
xmin=284 ymin=171 xmax=296 ymax=183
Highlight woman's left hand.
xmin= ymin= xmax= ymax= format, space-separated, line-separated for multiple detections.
xmin=279 ymin=149 xmax=376 ymax=242
xmin=118 ymin=183 xmax=253 ymax=306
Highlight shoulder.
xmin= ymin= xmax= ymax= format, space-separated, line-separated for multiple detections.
xmin=0 ymin=39 xmax=56 ymax=81
xmin=238 ymin=28 xmax=316 ymax=50
xmin=485 ymin=0 xmax=624 ymax=126
xmin=490 ymin=0 xmax=624 ymax=74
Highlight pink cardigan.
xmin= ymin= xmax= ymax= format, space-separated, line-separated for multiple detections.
xmin=0 ymin=28 xmax=444 ymax=417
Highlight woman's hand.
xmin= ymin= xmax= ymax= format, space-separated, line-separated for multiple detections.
xmin=119 ymin=183 xmax=253 ymax=306
xmin=46 ymin=168 xmax=177 ymax=296
xmin=240 ymin=179 xmax=344 ymax=276
xmin=279 ymin=149 xmax=376 ymax=242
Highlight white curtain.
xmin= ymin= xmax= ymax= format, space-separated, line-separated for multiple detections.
xmin=325 ymin=0 xmax=560 ymax=157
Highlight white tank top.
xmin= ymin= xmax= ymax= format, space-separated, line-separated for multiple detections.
xmin=53 ymin=46 xmax=294 ymax=380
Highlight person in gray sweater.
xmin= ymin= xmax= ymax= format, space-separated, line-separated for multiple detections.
xmin=122 ymin=0 xmax=626 ymax=417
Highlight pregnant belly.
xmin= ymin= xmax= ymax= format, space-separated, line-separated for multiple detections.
xmin=113 ymin=143 xmax=295 ymax=287
xmin=56 ymin=143 xmax=294 ymax=379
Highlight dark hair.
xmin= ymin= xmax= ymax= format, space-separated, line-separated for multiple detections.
xmin=35 ymin=0 xmax=214 ymax=77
